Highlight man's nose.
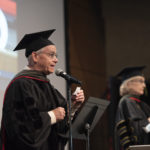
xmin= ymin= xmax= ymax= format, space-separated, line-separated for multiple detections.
xmin=54 ymin=57 xmax=58 ymax=63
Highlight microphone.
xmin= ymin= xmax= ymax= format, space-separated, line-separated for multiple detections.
xmin=55 ymin=68 xmax=81 ymax=85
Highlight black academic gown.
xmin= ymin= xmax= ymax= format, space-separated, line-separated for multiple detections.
xmin=115 ymin=94 xmax=150 ymax=150
xmin=0 ymin=70 xmax=68 ymax=150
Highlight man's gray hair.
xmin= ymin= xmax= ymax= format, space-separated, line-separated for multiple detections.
xmin=27 ymin=48 xmax=44 ymax=66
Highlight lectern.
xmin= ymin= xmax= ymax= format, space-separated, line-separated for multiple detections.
xmin=61 ymin=97 xmax=110 ymax=150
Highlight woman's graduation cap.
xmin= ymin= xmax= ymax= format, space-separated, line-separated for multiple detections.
xmin=13 ymin=29 xmax=55 ymax=57
xmin=116 ymin=66 xmax=146 ymax=82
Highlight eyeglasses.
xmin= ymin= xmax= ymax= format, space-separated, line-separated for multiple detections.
xmin=39 ymin=52 xmax=58 ymax=59
xmin=130 ymin=79 xmax=145 ymax=84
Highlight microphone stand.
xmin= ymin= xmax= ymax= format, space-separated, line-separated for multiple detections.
xmin=85 ymin=123 xmax=90 ymax=150
xmin=61 ymin=73 xmax=81 ymax=150
xmin=67 ymin=81 xmax=73 ymax=150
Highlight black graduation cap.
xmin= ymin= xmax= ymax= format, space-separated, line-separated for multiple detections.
xmin=116 ymin=66 xmax=146 ymax=82
xmin=14 ymin=29 xmax=56 ymax=57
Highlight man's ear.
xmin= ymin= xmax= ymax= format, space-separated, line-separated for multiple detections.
xmin=31 ymin=52 xmax=38 ymax=63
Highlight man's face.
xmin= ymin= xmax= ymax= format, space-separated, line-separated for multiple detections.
xmin=35 ymin=45 xmax=58 ymax=75
xmin=128 ymin=76 xmax=146 ymax=96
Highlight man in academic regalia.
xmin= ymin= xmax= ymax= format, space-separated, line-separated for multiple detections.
xmin=0 ymin=29 xmax=85 ymax=150
xmin=115 ymin=66 xmax=150 ymax=150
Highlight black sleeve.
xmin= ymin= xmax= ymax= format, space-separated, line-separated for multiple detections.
xmin=3 ymin=78 xmax=51 ymax=148
xmin=52 ymin=88 xmax=69 ymax=134
xmin=115 ymin=103 xmax=133 ymax=150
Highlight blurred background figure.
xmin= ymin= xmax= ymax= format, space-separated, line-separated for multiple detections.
xmin=114 ymin=66 xmax=150 ymax=150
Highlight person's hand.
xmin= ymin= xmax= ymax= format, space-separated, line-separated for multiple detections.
xmin=52 ymin=107 xmax=66 ymax=122
xmin=72 ymin=89 xmax=85 ymax=105
xmin=148 ymin=117 xmax=150 ymax=123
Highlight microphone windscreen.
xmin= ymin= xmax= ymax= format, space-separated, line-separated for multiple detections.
xmin=55 ymin=68 xmax=63 ymax=76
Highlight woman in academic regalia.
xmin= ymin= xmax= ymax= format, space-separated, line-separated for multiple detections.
xmin=115 ymin=66 xmax=150 ymax=150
